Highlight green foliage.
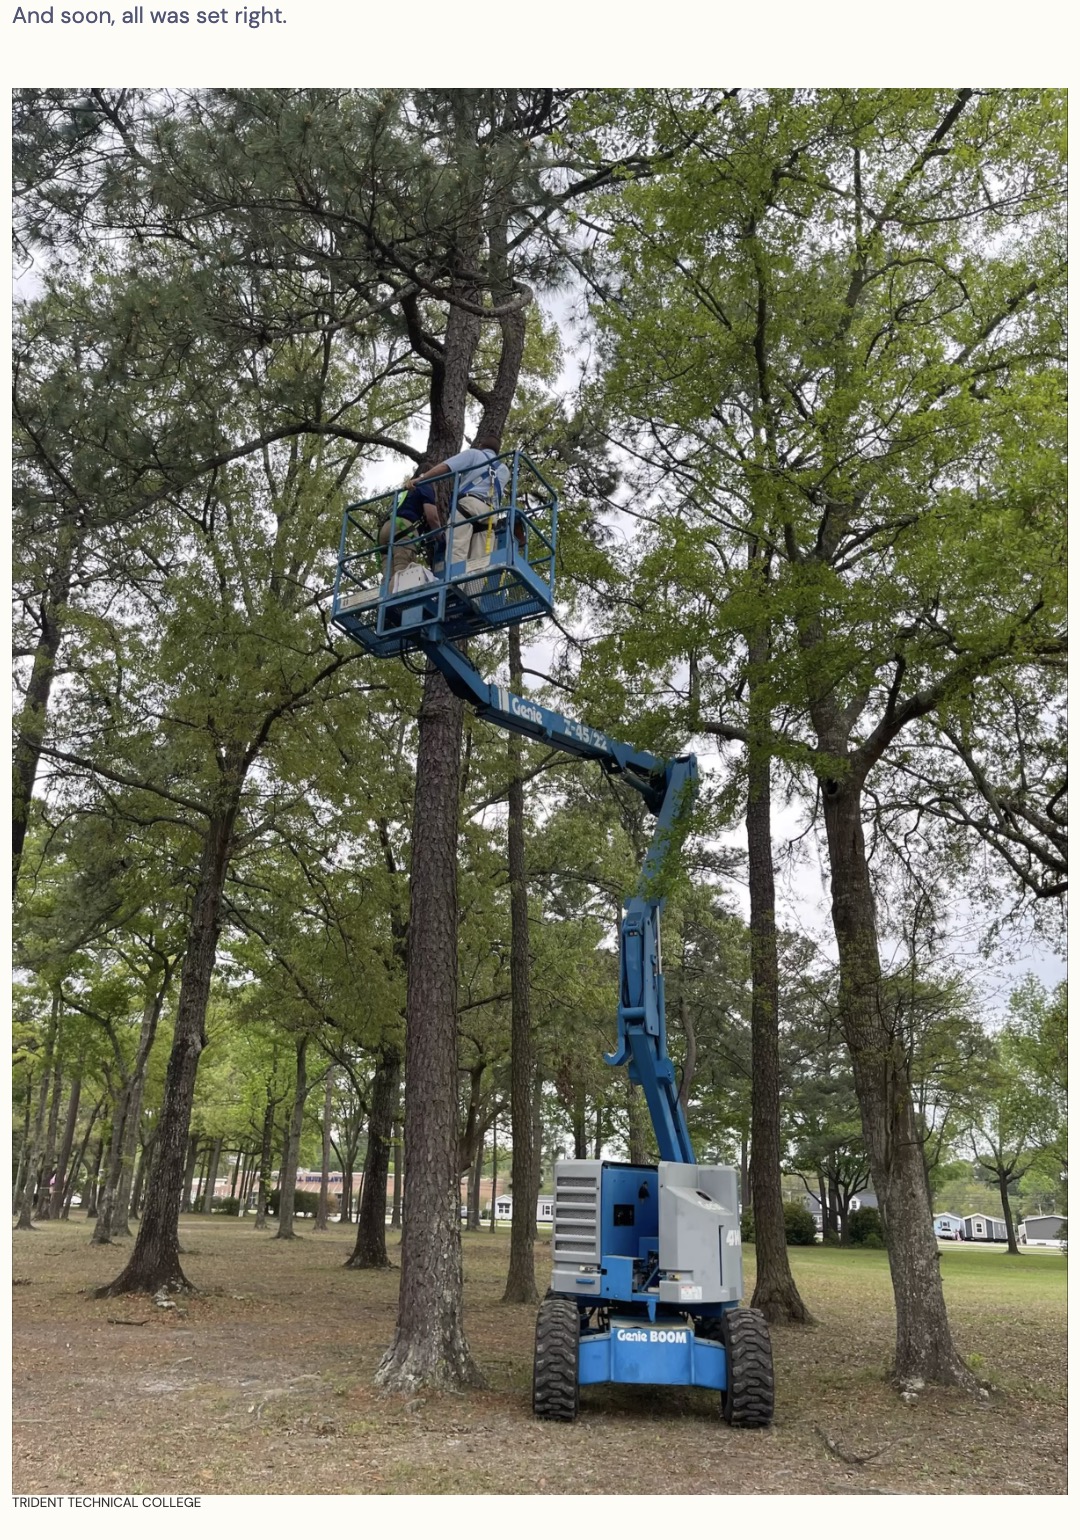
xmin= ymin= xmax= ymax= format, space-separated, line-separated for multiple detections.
xmin=265 ymin=1188 xmax=320 ymax=1218
xmin=783 ymin=1201 xmax=817 ymax=1246
xmin=740 ymin=1209 xmax=755 ymax=1243
xmin=848 ymin=1207 xmax=884 ymax=1247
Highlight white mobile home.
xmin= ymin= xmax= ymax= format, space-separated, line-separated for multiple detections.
xmin=933 ymin=1212 xmax=965 ymax=1240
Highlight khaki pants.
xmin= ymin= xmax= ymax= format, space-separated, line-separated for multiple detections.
xmin=379 ymin=515 xmax=420 ymax=579
xmin=446 ymin=494 xmax=493 ymax=568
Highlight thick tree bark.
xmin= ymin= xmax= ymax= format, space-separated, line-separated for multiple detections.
xmin=375 ymin=661 xmax=483 ymax=1390
xmin=314 ymin=1075 xmax=334 ymax=1231
xmin=821 ymin=773 xmax=974 ymax=1386
xmin=49 ymin=1078 xmax=82 ymax=1220
xmin=745 ymin=707 xmax=812 ymax=1324
xmin=275 ymin=1035 xmax=309 ymax=1241
xmin=504 ymin=627 xmax=540 ymax=1302
xmin=347 ymin=1043 xmax=400 ymax=1268
xmin=96 ymin=806 xmax=237 ymax=1296
xmin=377 ymin=141 xmax=490 ymax=1386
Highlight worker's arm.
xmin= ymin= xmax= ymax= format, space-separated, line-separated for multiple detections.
xmin=405 ymin=462 xmax=450 ymax=489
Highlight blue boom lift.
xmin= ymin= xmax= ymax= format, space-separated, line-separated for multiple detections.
xmin=332 ymin=451 xmax=774 ymax=1427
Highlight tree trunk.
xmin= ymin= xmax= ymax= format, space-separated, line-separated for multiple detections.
xmin=997 ymin=1170 xmax=1020 ymax=1255
xmin=62 ymin=1101 xmax=100 ymax=1217
xmin=467 ymin=1149 xmax=482 ymax=1231
xmin=745 ymin=705 xmax=812 ymax=1324
xmin=49 ymin=1077 xmax=81 ymax=1220
xmin=83 ymin=1137 xmax=104 ymax=1216
xmin=820 ymin=773 xmax=973 ymax=1386
xmin=33 ymin=1059 xmax=63 ymax=1220
xmin=626 ymin=1080 xmax=648 ymax=1166
xmin=376 ymin=204 xmax=488 ymax=1386
xmin=96 ymin=805 xmax=238 ymax=1296
xmin=346 ymin=1044 xmax=400 ymax=1268
xmin=13 ymin=1074 xmax=33 ymax=1214
xmin=129 ymin=1136 xmax=151 ymax=1219
xmin=390 ymin=1118 xmax=402 ymax=1229
xmin=375 ymin=661 xmax=483 ymax=1390
xmin=91 ymin=1094 xmax=129 ymax=1246
xmin=314 ymin=1075 xmax=334 ymax=1232
xmin=253 ymin=1089 xmax=276 ymax=1231
xmin=16 ymin=994 xmax=58 ymax=1230
xmin=12 ymin=523 xmax=77 ymax=896
xmin=180 ymin=1136 xmax=198 ymax=1213
xmin=488 ymin=1118 xmax=499 ymax=1234
xmin=571 ymin=1090 xmax=587 ymax=1160
xmin=15 ymin=1066 xmax=49 ymax=1230
xmin=275 ymin=1035 xmax=309 ymax=1241
xmin=503 ymin=624 xmax=540 ymax=1301
xmin=113 ymin=1065 xmax=152 ymax=1236
xmin=201 ymin=1136 xmax=223 ymax=1216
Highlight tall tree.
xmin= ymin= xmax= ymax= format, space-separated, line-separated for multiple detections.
xmin=587 ymin=86 xmax=1065 ymax=1386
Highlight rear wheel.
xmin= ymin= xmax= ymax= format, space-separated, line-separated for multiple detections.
xmin=720 ymin=1307 xmax=774 ymax=1428
xmin=532 ymin=1295 xmax=580 ymax=1422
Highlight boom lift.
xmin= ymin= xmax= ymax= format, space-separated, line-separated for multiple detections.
xmin=332 ymin=452 xmax=774 ymax=1427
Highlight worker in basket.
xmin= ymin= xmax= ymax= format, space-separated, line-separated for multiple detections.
xmin=377 ymin=482 xmax=443 ymax=581
xmin=402 ymin=432 xmax=511 ymax=572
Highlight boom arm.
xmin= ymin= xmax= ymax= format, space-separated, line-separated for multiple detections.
xmin=422 ymin=635 xmax=698 ymax=1165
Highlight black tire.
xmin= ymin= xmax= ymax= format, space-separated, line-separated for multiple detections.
xmin=720 ymin=1307 xmax=774 ymax=1428
xmin=532 ymin=1295 xmax=580 ymax=1422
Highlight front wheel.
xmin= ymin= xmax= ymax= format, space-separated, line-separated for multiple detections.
xmin=532 ymin=1295 xmax=580 ymax=1422
xmin=720 ymin=1307 xmax=774 ymax=1428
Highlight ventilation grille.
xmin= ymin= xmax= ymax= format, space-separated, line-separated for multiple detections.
xmin=553 ymin=1167 xmax=600 ymax=1263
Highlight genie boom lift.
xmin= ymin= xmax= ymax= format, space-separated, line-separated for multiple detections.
xmin=331 ymin=452 xmax=774 ymax=1426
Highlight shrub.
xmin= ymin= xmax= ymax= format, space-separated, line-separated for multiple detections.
xmin=264 ymin=1188 xmax=320 ymax=1217
xmin=213 ymin=1196 xmax=241 ymax=1216
xmin=848 ymin=1207 xmax=884 ymax=1246
xmin=783 ymin=1201 xmax=817 ymax=1246
xmin=740 ymin=1209 xmax=755 ymax=1243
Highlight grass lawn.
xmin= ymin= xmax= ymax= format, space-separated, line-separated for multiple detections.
xmin=11 ymin=1216 xmax=1067 ymax=1496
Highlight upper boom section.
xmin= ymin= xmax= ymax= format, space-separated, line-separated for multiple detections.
xmin=423 ymin=637 xmax=670 ymax=814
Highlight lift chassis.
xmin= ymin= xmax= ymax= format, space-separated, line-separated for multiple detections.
xmin=332 ymin=452 xmax=774 ymax=1426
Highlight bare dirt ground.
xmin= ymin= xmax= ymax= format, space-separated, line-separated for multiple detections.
xmin=11 ymin=1216 xmax=1068 ymax=1496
